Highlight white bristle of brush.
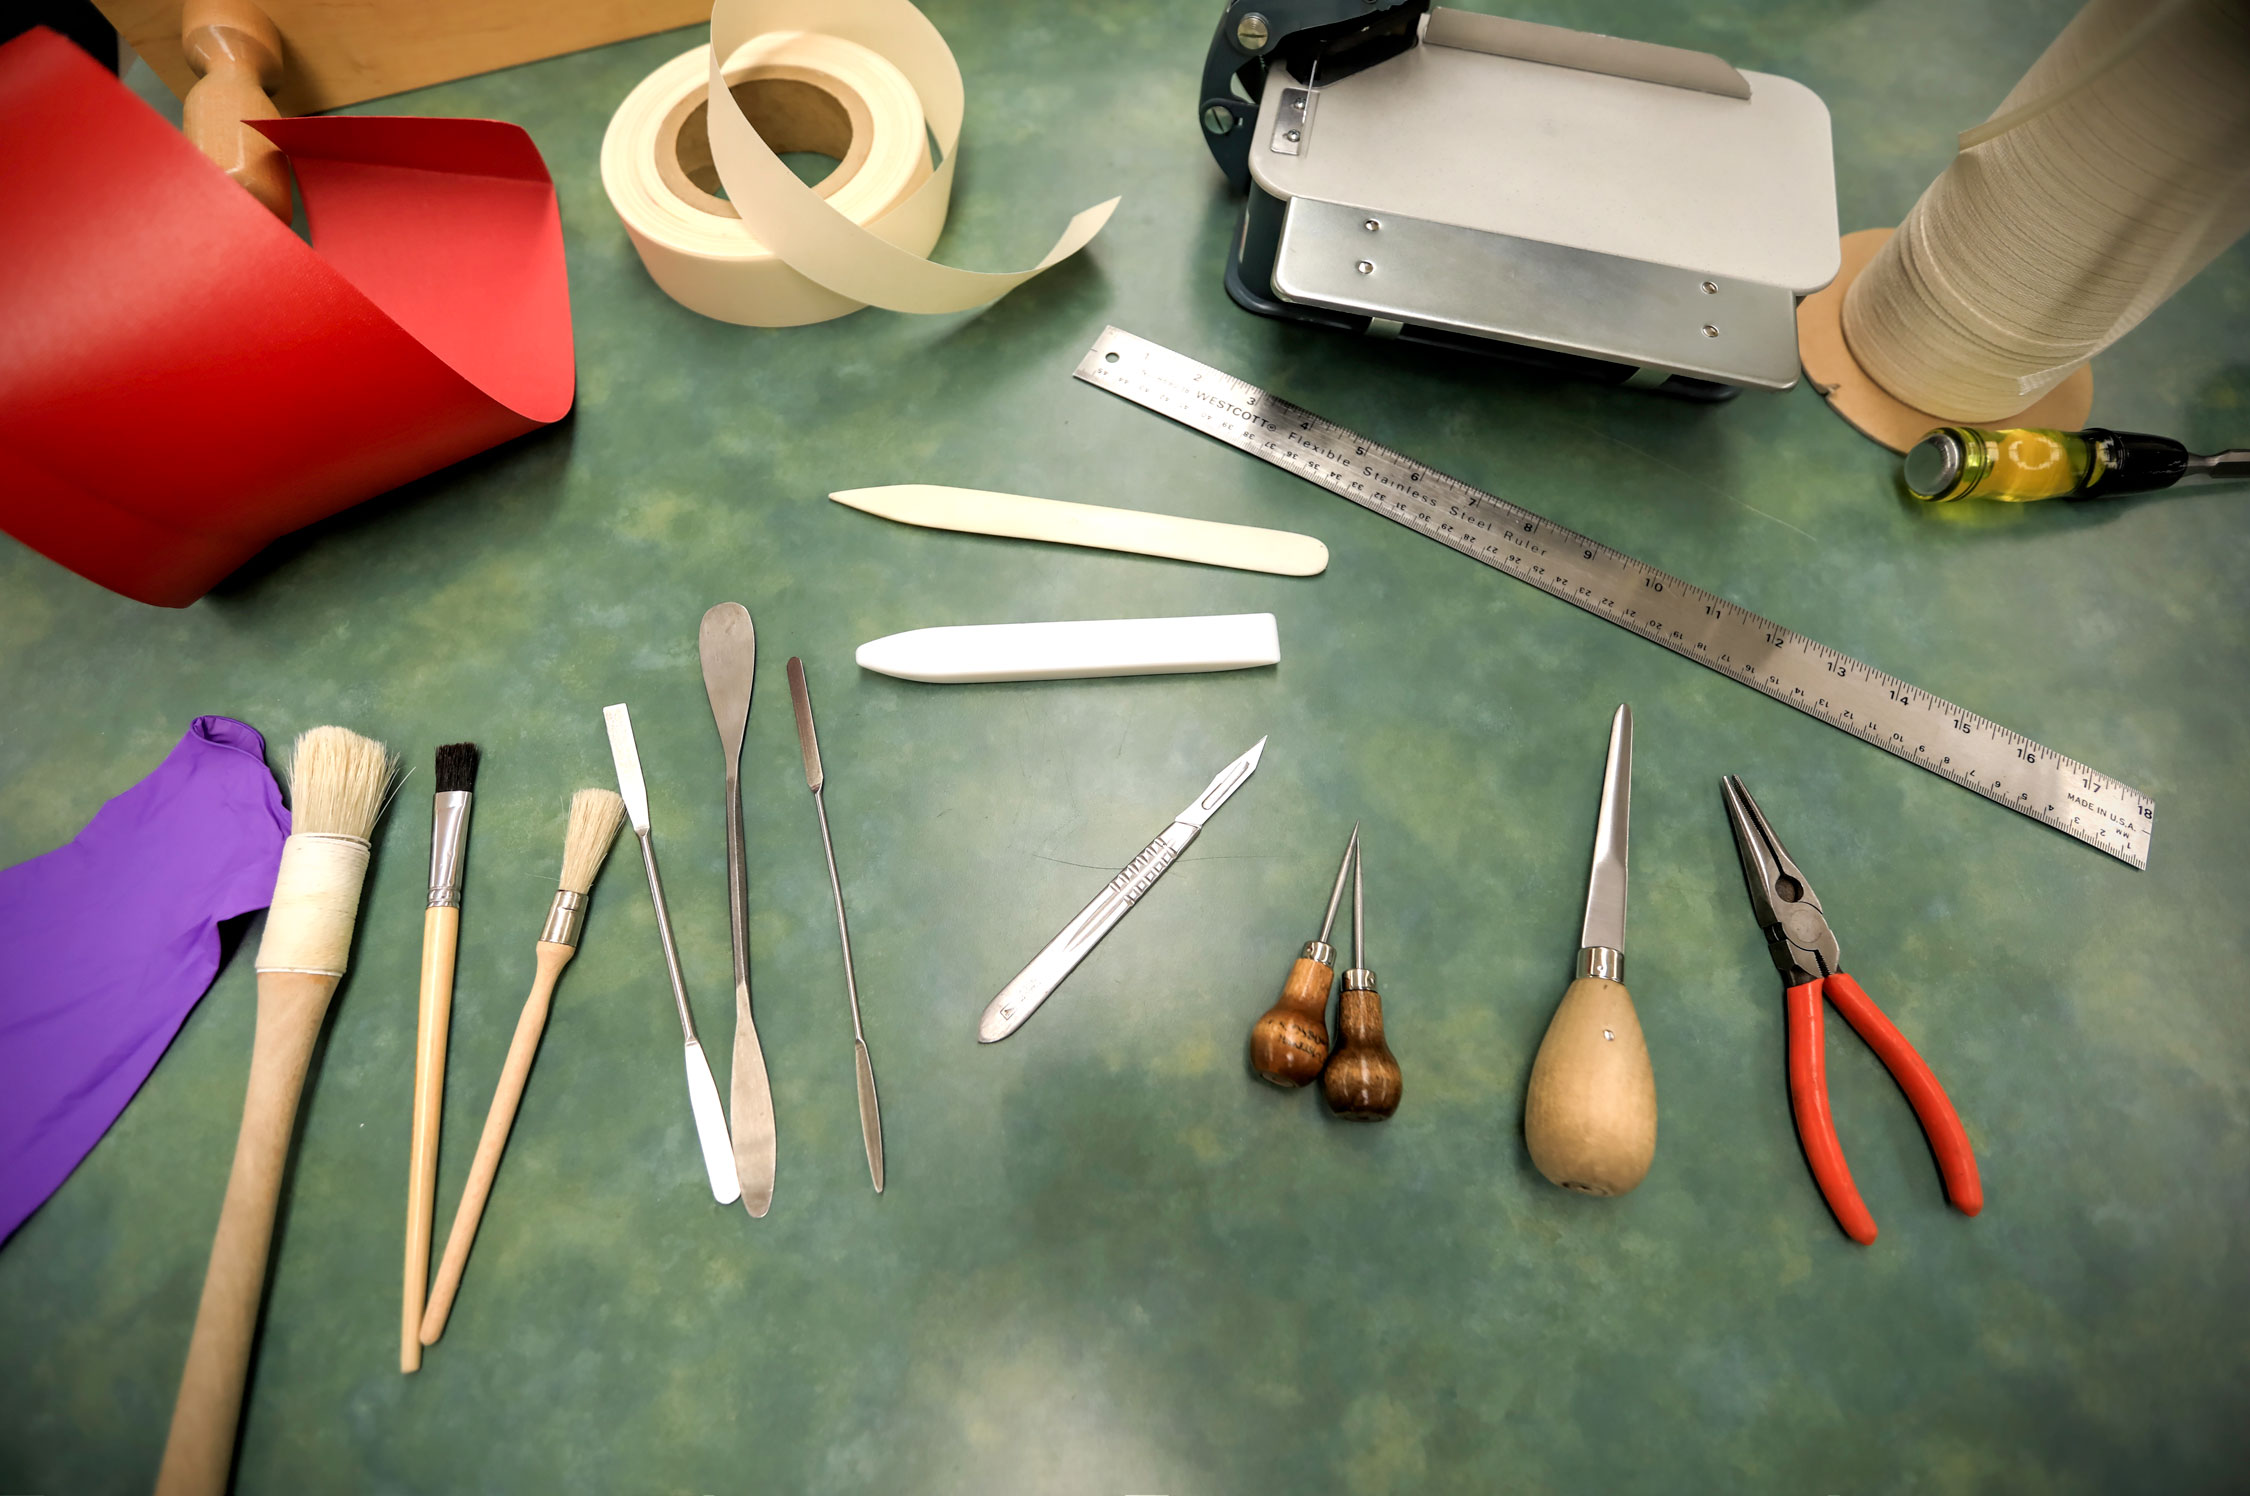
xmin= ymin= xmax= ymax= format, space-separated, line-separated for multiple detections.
xmin=286 ymin=726 xmax=399 ymax=839
xmin=257 ymin=727 xmax=399 ymax=976
xmin=559 ymin=789 xmax=625 ymax=895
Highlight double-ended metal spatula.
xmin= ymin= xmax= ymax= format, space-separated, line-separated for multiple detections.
xmin=699 ymin=603 xmax=778 ymax=1218
xmin=603 ymin=703 xmax=739 ymax=1206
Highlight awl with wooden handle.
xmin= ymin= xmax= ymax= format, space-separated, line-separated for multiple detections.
xmin=1249 ymin=824 xmax=1355 ymax=1086
xmin=1524 ymin=704 xmax=1657 ymax=1195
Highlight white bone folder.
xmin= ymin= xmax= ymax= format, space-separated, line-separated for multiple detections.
xmin=831 ymin=485 xmax=1328 ymax=576
xmin=855 ymin=614 xmax=1281 ymax=683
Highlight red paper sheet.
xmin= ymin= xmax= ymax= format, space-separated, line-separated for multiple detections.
xmin=0 ymin=29 xmax=575 ymax=607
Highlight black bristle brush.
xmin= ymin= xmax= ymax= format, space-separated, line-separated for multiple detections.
xmin=402 ymin=742 xmax=477 ymax=1373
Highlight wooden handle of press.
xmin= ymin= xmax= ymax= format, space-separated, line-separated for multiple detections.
xmin=155 ymin=970 xmax=338 ymax=1496
xmin=400 ymin=906 xmax=459 ymax=1374
xmin=181 ymin=0 xmax=291 ymax=221
xmin=1523 ymin=977 xmax=1656 ymax=1196
xmin=419 ymin=942 xmax=572 ymax=1347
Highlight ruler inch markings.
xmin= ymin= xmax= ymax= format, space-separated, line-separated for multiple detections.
xmin=1074 ymin=326 xmax=2152 ymax=869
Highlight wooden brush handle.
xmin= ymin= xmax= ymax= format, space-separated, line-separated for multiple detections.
xmin=401 ymin=905 xmax=460 ymax=1373
xmin=156 ymin=970 xmax=337 ymax=1496
xmin=419 ymin=942 xmax=572 ymax=1347
xmin=1524 ymin=976 xmax=1657 ymax=1196
xmin=181 ymin=0 xmax=291 ymax=221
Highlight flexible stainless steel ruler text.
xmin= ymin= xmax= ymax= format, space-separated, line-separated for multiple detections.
xmin=1074 ymin=327 xmax=2153 ymax=868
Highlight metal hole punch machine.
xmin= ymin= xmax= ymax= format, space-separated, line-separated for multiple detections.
xmin=1198 ymin=2 xmax=1841 ymax=400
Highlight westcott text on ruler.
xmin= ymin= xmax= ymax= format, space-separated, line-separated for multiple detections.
xmin=1075 ymin=327 xmax=2152 ymax=869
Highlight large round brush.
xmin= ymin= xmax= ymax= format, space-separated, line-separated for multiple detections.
xmin=157 ymin=726 xmax=396 ymax=1496
xmin=402 ymin=741 xmax=478 ymax=1374
xmin=417 ymin=788 xmax=624 ymax=1348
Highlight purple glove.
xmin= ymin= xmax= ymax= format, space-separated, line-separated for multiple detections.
xmin=0 ymin=716 xmax=288 ymax=1243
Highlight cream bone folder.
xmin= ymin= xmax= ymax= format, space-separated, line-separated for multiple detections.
xmin=831 ymin=486 xmax=1328 ymax=576
xmin=857 ymin=614 xmax=1280 ymax=684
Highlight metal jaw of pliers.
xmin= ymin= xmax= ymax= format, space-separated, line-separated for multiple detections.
xmin=1721 ymin=775 xmax=1982 ymax=1245
xmin=1722 ymin=775 xmax=1842 ymax=988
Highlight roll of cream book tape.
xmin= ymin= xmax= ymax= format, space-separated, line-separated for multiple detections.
xmin=601 ymin=0 xmax=1119 ymax=325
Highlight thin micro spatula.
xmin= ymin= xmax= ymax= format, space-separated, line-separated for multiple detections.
xmin=786 ymin=657 xmax=883 ymax=1192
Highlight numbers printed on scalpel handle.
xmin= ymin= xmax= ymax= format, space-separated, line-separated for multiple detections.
xmin=1078 ymin=328 xmax=2155 ymax=869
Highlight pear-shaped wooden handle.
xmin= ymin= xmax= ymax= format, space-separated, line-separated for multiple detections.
xmin=1249 ymin=954 xmax=1333 ymax=1086
xmin=1524 ymin=976 xmax=1656 ymax=1195
xmin=1322 ymin=984 xmax=1401 ymax=1121
xmin=181 ymin=0 xmax=291 ymax=220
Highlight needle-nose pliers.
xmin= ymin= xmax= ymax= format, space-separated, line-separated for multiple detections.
xmin=1721 ymin=776 xmax=1983 ymax=1244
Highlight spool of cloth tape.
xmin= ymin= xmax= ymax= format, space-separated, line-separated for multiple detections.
xmin=602 ymin=0 xmax=1118 ymax=325
xmin=0 ymin=28 xmax=574 ymax=607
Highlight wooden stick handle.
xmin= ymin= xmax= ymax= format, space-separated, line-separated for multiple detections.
xmin=155 ymin=970 xmax=337 ymax=1496
xmin=400 ymin=906 xmax=459 ymax=1373
xmin=418 ymin=942 xmax=573 ymax=1348
xmin=180 ymin=0 xmax=291 ymax=221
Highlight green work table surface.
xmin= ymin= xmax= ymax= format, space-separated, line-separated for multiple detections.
xmin=4 ymin=1 xmax=2246 ymax=1490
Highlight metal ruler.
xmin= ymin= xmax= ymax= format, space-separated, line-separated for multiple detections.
xmin=1074 ymin=327 xmax=2154 ymax=869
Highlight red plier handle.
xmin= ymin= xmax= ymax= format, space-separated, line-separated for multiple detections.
xmin=1786 ymin=974 xmax=1982 ymax=1245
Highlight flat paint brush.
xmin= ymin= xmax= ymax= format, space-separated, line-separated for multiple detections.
xmin=419 ymin=788 xmax=624 ymax=1347
xmin=402 ymin=741 xmax=477 ymax=1374
xmin=157 ymin=726 xmax=397 ymax=1496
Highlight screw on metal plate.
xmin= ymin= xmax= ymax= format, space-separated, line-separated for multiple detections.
xmin=1202 ymin=104 xmax=1234 ymax=135
xmin=1364 ymin=218 xmax=1381 ymax=232
xmin=1236 ymin=12 xmax=1270 ymax=50
xmin=1356 ymin=260 xmax=1374 ymax=274
xmin=1702 ymin=324 xmax=1721 ymax=338
xmin=1269 ymin=86 xmax=1313 ymax=156
xmin=1702 ymin=280 xmax=1719 ymax=294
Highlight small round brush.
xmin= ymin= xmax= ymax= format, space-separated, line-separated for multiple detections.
xmin=403 ymin=741 xmax=478 ymax=1373
xmin=159 ymin=726 xmax=397 ymax=1496
xmin=418 ymin=788 xmax=625 ymax=1348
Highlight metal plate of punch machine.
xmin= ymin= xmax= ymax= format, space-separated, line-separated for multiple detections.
xmin=1245 ymin=7 xmax=1840 ymax=389
xmin=1273 ymin=199 xmax=1802 ymax=388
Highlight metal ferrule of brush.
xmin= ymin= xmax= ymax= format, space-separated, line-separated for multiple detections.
xmin=1343 ymin=967 xmax=1378 ymax=992
xmin=1301 ymin=939 xmax=1336 ymax=966
xmin=1577 ymin=946 xmax=1623 ymax=983
xmin=540 ymin=888 xmax=588 ymax=947
xmin=427 ymin=790 xmax=473 ymax=908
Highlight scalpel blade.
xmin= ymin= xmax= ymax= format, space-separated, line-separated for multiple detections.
xmin=979 ymin=738 xmax=1266 ymax=1043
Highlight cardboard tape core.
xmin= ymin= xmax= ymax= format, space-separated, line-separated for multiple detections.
xmin=660 ymin=67 xmax=875 ymax=217
xmin=600 ymin=0 xmax=1115 ymax=326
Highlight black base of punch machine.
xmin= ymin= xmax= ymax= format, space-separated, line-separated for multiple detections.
xmin=1224 ymin=185 xmax=1740 ymax=403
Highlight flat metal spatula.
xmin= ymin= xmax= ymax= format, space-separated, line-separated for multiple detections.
xmin=699 ymin=604 xmax=777 ymax=1218
xmin=603 ymin=703 xmax=739 ymax=1206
